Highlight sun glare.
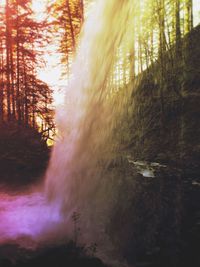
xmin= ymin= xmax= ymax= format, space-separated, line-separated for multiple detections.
xmin=31 ymin=0 xmax=66 ymax=106
xmin=32 ymin=0 xmax=49 ymax=21
xmin=0 ymin=0 xmax=5 ymax=7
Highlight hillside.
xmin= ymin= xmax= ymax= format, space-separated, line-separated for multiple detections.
xmin=117 ymin=24 xmax=200 ymax=266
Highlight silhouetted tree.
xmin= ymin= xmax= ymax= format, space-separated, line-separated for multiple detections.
xmin=0 ymin=0 xmax=54 ymax=142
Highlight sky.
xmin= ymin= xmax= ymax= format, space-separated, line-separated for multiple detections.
xmin=193 ymin=0 xmax=200 ymax=26
xmin=32 ymin=0 xmax=67 ymax=106
xmin=32 ymin=0 xmax=62 ymax=85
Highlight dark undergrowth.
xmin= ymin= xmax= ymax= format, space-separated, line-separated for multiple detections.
xmin=0 ymin=121 xmax=50 ymax=189
xmin=0 ymin=242 xmax=107 ymax=267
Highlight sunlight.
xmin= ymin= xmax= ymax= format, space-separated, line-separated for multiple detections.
xmin=32 ymin=0 xmax=55 ymax=21
xmin=193 ymin=0 xmax=200 ymax=26
xmin=19 ymin=0 xmax=200 ymax=106
xmin=32 ymin=0 xmax=46 ymax=14
xmin=0 ymin=1 xmax=200 ymax=266
xmin=0 ymin=0 xmax=5 ymax=7
xmin=31 ymin=0 xmax=65 ymax=106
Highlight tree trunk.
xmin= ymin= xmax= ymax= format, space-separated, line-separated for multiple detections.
xmin=79 ymin=0 xmax=84 ymax=23
xmin=16 ymin=1 xmax=22 ymax=124
xmin=185 ymin=0 xmax=193 ymax=33
xmin=9 ymin=44 xmax=16 ymax=119
xmin=66 ymin=0 xmax=76 ymax=51
xmin=5 ymin=0 xmax=11 ymax=120
xmin=0 ymin=40 xmax=4 ymax=122
xmin=158 ymin=0 xmax=166 ymax=119
xmin=23 ymin=56 xmax=29 ymax=125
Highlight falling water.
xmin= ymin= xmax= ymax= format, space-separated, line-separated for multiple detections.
xmin=46 ymin=0 xmax=134 ymax=209
xmin=43 ymin=0 xmax=136 ymax=262
xmin=45 ymin=0 xmax=135 ymax=256
xmin=0 ymin=0 xmax=136 ymax=264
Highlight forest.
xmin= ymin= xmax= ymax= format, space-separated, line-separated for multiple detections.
xmin=0 ymin=0 xmax=195 ymax=139
xmin=0 ymin=0 xmax=200 ymax=267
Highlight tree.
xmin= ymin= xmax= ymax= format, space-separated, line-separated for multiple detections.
xmin=50 ymin=0 xmax=84 ymax=75
xmin=0 ymin=0 xmax=54 ymax=142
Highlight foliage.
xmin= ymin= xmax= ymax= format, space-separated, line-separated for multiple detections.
xmin=49 ymin=0 xmax=84 ymax=75
xmin=0 ymin=242 xmax=106 ymax=267
xmin=0 ymin=0 xmax=54 ymax=141
xmin=0 ymin=121 xmax=50 ymax=185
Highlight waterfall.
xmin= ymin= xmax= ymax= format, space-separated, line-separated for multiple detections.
xmin=45 ymin=0 xmax=135 ymax=261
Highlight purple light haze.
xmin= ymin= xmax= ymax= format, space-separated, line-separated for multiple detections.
xmin=0 ymin=191 xmax=67 ymax=248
